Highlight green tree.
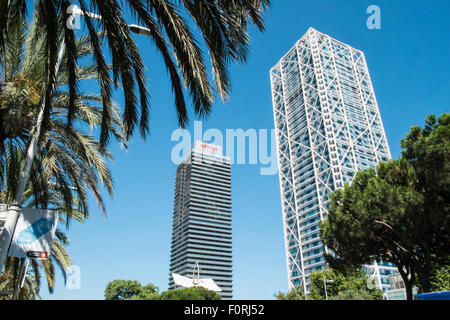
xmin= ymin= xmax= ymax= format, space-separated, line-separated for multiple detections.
xmin=159 ymin=287 xmax=221 ymax=300
xmin=1 ymin=0 xmax=271 ymax=290
xmin=320 ymin=113 xmax=450 ymax=300
xmin=104 ymin=280 xmax=159 ymax=300
xmin=104 ymin=280 xmax=221 ymax=300
xmin=320 ymin=160 xmax=423 ymax=300
xmin=0 ymin=13 xmax=124 ymax=216
xmin=1 ymin=0 xmax=271 ymax=149
xmin=308 ymin=269 xmax=383 ymax=300
xmin=400 ymin=113 xmax=450 ymax=293
xmin=0 ymin=14 xmax=123 ymax=299
xmin=330 ymin=290 xmax=376 ymax=300
xmin=274 ymin=269 xmax=382 ymax=300
xmin=274 ymin=286 xmax=306 ymax=300
xmin=127 ymin=283 xmax=160 ymax=300
xmin=430 ymin=266 xmax=450 ymax=293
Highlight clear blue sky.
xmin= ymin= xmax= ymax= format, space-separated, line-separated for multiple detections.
xmin=41 ymin=0 xmax=449 ymax=299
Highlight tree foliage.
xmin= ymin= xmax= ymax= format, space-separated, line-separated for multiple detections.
xmin=308 ymin=269 xmax=383 ymax=300
xmin=275 ymin=269 xmax=383 ymax=300
xmin=320 ymin=113 xmax=450 ymax=300
xmin=0 ymin=12 xmax=124 ymax=217
xmin=0 ymin=0 xmax=271 ymax=149
xmin=104 ymin=279 xmax=221 ymax=300
xmin=0 ymin=14 xmax=122 ymax=299
xmin=159 ymin=286 xmax=221 ymax=300
xmin=400 ymin=113 xmax=450 ymax=292
xmin=104 ymin=280 xmax=159 ymax=300
xmin=274 ymin=286 xmax=306 ymax=300
xmin=329 ymin=289 xmax=376 ymax=300
xmin=430 ymin=266 xmax=450 ymax=293
xmin=105 ymin=280 xmax=145 ymax=300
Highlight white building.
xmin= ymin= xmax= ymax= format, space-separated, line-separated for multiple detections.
xmin=270 ymin=28 xmax=397 ymax=293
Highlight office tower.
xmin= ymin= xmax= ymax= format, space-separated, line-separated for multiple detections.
xmin=169 ymin=141 xmax=233 ymax=299
xmin=270 ymin=28 xmax=397 ymax=292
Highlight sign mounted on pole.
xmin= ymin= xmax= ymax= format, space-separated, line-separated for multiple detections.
xmin=8 ymin=207 xmax=58 ymax=259
xmin=0 ymin=204 xmax=7 ymax=235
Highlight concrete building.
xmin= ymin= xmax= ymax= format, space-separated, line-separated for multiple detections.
xmin=168 ymin=141 xmax=233 ymax=299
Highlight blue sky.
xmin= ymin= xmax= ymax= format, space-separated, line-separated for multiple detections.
xmin=41 ymin=0 xmax=449 ymax=300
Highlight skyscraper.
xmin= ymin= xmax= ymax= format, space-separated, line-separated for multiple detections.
xmin=270 ymin=28 xmax=396 ymax=293
xmin=169 ymin=141 xmax=233 ymax=299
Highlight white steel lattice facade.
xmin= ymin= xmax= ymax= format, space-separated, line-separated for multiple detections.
xmin=270 ymin=28 xmax=395 ymax=292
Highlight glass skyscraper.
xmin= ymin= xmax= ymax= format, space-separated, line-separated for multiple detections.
xmin=270 ymin=28 xmax=397 ymax=293
xmin=168 ymin=141 xmax=233 ymax=299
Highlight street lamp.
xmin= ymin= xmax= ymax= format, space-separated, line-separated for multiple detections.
xmin=323 ymin=276 xmax=334 ymax=300
xmin=0 ymin=6 xmax=151 ymax=273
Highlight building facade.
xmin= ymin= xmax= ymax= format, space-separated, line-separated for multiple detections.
xmin=168 ymin=141 xmax=233 ymax=299
xmin=270 ymin=28 xmax=396 ymax=292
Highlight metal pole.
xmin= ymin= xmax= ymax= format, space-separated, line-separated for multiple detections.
xmin=12 ymin=258 xmax=28 ymax=300
xmin=0 ymin=40 xmax=66 ymax=273
xmin=323 ymin=276 xmax=328 ymax=300
xmin=20 ymin=258 xmax=30 ymax=289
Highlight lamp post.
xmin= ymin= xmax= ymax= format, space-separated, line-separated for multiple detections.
xmin=0 ymin=6 xmax=151 ymax=273
xmin=323 ymin=276 xmax=334 ymax=300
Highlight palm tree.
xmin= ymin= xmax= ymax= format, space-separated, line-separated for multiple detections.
xmin=0 ymin=165 xmax=86 ymax=300
xmin=0 ymin=14 xmax=125 ymax=298
xmin=0 ymin=0 xmax=271 ymax=293
xmin=1 ymin=0 xmax=271 ymax=147
xmin=1 ymin=13 xmax=125 ymax=213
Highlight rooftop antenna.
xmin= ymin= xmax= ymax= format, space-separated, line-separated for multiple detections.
xmin=192 ymin=261 xmax=201 ymax=286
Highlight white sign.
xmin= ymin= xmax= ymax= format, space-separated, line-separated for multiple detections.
xmin=172 ymin=273 xmax=222 ymax=292
xmin=8 ymin=207 xmax=58 ymax=259
xmin=193 ymin=141 xmax=222 ymax=156
xmin=0 ymin=204 xmax=7 ymax=235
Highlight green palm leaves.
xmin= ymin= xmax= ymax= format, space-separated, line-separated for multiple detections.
xmin=1 ymin=0 xmax=270 ymax=148
xmin=0 ymin=14 xmax=123 ymax=298
xmin=0 ymin=0 xmax=270 ymax=299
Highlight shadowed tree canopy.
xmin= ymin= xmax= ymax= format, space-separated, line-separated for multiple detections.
xmin=400 ymin=113 xmax=450 ymax=290
xmin=274 ymin=286 xmax=306 ymax=300
xmin=104 ymin=279 xmax=221 ymax=300
xmin=308 ymin=269 xmax=383 ymax=300
xmin=430 ymin=266 xmax=450 ymax=292
xmin=0 ymin=0 xmax=271 ymax=149
xmin=104 ymin=280 xmax=153 ymax=300
xmin=320 ymin=113 xmax=450 ymax=300
xmin=274 ymin=269 xmax=383 ymax=300
xmin=159 ymin=286 xmax=221 ymax=300
xmin=320 ymin=159 xmax=424 ymax=300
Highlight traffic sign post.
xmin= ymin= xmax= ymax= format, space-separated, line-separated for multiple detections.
xmin=0 ymin=204 xmax=7 ymax=236
xmin=8 ymin=207 xmax=58 ymax=259
xmin=4 ymin=207 xmax=57 ymax=300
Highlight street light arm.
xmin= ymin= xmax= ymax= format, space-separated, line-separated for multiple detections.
xmin=128 ymin=24 xmax=152 ymax=36
xmin=70 ymin=5 xmax=102 ymax=21
xmin=71 ymin=5 xmax=151 ymax=36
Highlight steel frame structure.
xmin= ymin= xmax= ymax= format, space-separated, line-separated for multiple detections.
xmin=270 ymin=28 xmax=394 ymax=292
